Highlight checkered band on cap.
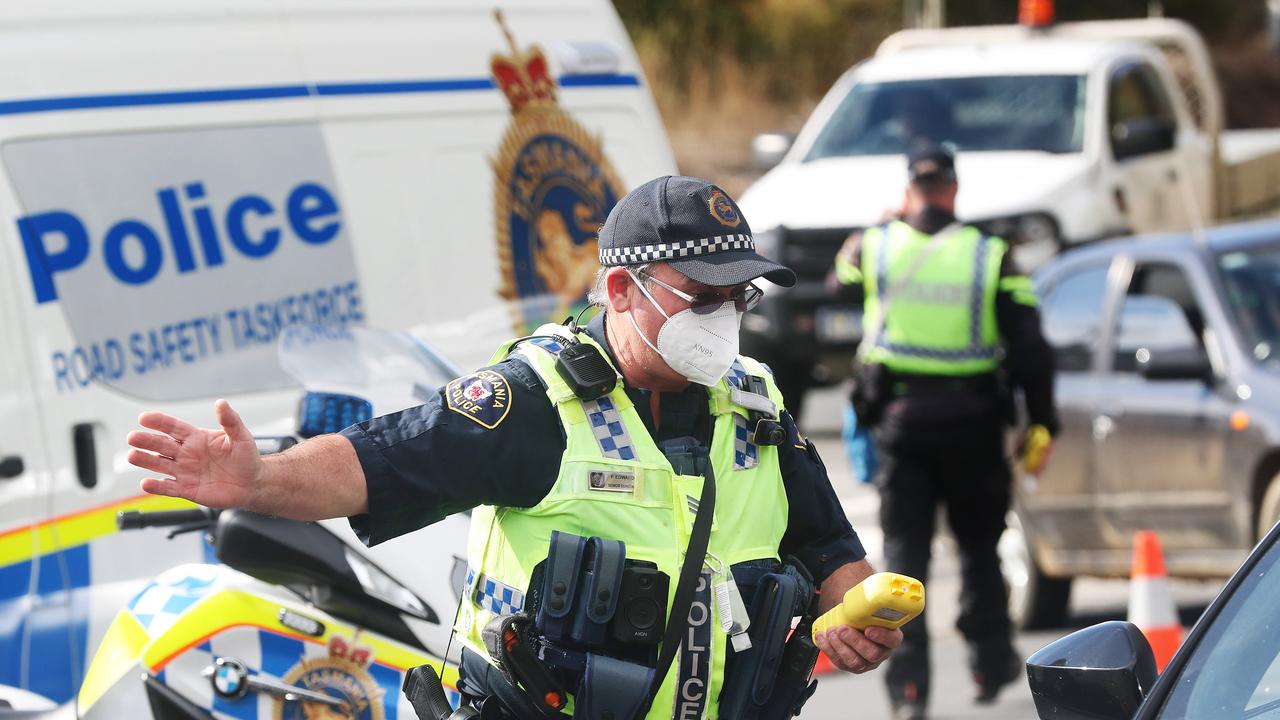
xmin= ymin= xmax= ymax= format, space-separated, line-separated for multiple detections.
xmin=599 ymin=234 xmax=755 ymax=266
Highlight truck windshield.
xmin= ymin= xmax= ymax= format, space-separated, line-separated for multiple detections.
xmin=1218 ymin=244 xmax=1280 ymax=366
xmin=805 ymin=75 xmax=1086 ymax=160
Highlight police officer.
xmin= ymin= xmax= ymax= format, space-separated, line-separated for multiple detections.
xmin=832 ymin=146 xmax=1058 ymax=720
xmin=128 ymin=176 xmax=902 ymax=719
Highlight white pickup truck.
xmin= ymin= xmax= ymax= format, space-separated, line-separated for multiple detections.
xmin=737 ymin=18 xmax=1280 ymax=411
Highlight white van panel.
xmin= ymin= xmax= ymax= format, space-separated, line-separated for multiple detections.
xmin=0 ymin=0 xmax=676 ymax=705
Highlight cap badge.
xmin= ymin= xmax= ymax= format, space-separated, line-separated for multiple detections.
xmin=912 ymin=160 xmax=940 ymax=176
xmin=708 ymin=191 xmax=741 ymax=228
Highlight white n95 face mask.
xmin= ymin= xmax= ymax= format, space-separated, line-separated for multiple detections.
xmin=627 ymin=271 xmax=742 ymax=386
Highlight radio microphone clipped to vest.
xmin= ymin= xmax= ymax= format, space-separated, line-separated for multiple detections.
xmin=554 ymin=318 xmax=617 ymax=401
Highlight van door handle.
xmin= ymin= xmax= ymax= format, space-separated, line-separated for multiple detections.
xmin=73 ymin=423 xmax=98 ymax=489
xmin=0 ymin=455 xmax=23 ymax=479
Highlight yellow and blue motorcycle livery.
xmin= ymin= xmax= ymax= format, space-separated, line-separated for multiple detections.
xmin=79 ymin=504 xmax=457 ymax=720
xmin=70 ymin=325 xmax=467 ymax=720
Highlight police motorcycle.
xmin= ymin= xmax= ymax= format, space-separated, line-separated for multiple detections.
xmin=4 ymin=324 xmax=465 ymax=720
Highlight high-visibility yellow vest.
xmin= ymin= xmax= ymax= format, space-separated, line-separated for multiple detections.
xmin=458 ymin=324 xmax=792 ymax=719
xmin=860 ymin=220 xmax=1004 ymax=376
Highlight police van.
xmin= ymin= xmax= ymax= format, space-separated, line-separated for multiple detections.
xmin=0 ymin=0 xmax=676 ymax=709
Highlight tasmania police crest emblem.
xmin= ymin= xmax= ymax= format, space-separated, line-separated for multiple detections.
xmin=274 ymin=635 xmax=385 ymax=720
xmin=490 ymin=11 xmax=624 ymax=332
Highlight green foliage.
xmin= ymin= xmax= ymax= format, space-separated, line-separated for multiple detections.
xmin=613 ymin=0 xmax=901 ymax=102
xmin=614 ymin=0 xmax=1268 ymax=105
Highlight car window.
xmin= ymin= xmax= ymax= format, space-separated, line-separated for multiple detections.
xmin=1155 ymin=534 xmax=1280 ymax=718
xmin=1113 ymin=264 xmax=1205 ymax=373
xmin=1108 ymin=63 xmax=1176 ymax=159
xmin=1110 ymin=66 xmax=1158 ymax=127
xmin=1138 ymin=64 xmax=1178 ymax=130
xmin=1217 ymin=243 xmax=1280 ymax=366
xmin=1041 ymin=263 xmax=1111 ymax=372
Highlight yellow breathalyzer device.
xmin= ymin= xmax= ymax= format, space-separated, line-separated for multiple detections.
xmin=813 ymin=572 xmax=925 ymax=634
xmin=1022 ymin=424 xmax=1052 ymax=473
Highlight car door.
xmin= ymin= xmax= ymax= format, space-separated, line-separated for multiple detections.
xmin=0 ymin=241 xmax=51 ymax=701
xmin=1094 ymin=257 xmax=1234 ymax=552
xmin=1023 ymin=259 xmax=1116 ymax=552
xmin=1107 ymin=61 xmax=1187 ymax=234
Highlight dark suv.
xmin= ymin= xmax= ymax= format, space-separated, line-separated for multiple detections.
xmin=1003 ymin=219 xmax=1280 ymax=629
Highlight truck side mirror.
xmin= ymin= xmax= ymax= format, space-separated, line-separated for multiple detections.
xmin=1027 ymin=621 xmax=1158 ymax=720
xmin=752 ymin=132 xmax=795 ymax=172
xmin=1112 ymin=118 xmax=1175 ymax=161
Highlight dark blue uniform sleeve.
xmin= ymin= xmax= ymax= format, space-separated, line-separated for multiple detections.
xmin=776 ymin=410 xmax=866 ymax=584
xmin=341 ymin=356 xmax=565 ymax=546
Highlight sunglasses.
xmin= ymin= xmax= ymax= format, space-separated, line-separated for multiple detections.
xmin=635 ymin=270 xmax=763 ymax=314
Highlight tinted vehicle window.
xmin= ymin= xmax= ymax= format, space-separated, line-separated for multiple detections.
xmin=1041 ymin=264 xmax=1110 ymax=372
xmin=804 ymin=74 xmax=1086 ymax=160
xmin=1108 ymin=63 xmax=1177 ymax=158
xmin=1109 ymin=66 xmax=1160 ymax=127
xmin=1218 ymin=243 xmax=1280 ymax=366
xmin=1156 ymin=534 xmax=1280 ymax=717
xmin=1113 ymin=264 xmax=1204 ymax=373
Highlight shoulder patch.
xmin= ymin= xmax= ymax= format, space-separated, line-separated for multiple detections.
xmin=446 ymin=369 xmax=513 ymax=429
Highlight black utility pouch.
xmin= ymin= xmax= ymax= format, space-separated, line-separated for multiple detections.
xmin=850 ymin=361 xmax=891 ymax=427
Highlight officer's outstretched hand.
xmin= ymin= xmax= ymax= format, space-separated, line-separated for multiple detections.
xmin=127 ymin=399 xmax=263 ymax=509
xmin=814 ymin=625 xmax=903 ymax=674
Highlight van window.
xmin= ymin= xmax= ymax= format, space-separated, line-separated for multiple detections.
xmin=4 ymin=124 xmax=364 ymax=401
xmin=1042 ymin=263 xmax=1110 ymax=372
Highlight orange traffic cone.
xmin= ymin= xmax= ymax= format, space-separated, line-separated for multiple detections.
xmin=1127 ymin=530 xmax=1183 ymax=672
xmin=812 ymin=650 xmax=838 ymax=676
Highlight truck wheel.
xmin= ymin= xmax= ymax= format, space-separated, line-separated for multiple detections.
xmin=1257 ymin=472 xmax=1280 ymax=541
xmin=999 ymin=511 xmax=1072 ymax=630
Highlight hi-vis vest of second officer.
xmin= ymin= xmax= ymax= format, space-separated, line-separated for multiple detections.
xmin=838 ymin=220 xmax=1009 ymax=376
xmin=457 ymin=323 xmax=791 ymax=719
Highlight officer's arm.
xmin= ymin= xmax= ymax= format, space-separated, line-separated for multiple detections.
xmin=342 ymin=357 xmax=564 ymax=546
xmin=775 ymin=411 xmax=867 ymax=584
xmin=257 ymin=434 xmax=369 ymax=517
xmin=826 ymin=230 xmax=867 ymax=305
xmin=994 ymin=252 xmax=1060 ymax=433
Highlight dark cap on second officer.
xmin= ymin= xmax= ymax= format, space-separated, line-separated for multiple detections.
xmin=907 ymin=143 xmax=957 ymax=187
xmin=597 ymin=175 xmax=796 ymax=288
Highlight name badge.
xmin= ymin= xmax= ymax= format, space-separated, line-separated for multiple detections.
xmin=588 ymin=469 xmax=636 ymax=494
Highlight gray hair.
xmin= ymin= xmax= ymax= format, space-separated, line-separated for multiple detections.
xmin=587 ymin=262 xmax=655 ymax=308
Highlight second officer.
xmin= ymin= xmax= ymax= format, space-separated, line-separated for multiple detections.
xmin=832 ymin=145 xmax=1058 ymax=720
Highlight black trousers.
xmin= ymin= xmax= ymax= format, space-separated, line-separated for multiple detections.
xmin=873 ymin=407 xmax=1014 ymax=704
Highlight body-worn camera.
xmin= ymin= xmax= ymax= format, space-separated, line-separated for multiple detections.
xmin=612 ymin=561 xmax=669 ymax=645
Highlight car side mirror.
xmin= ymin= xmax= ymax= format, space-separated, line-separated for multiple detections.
xmin=752 ymin=132 xmax=795 ymax=171
xmin=1027 ymin=621 xmax=1158 ymax=720
xmin=1138 ymin=346 xmax=1212 ymax=382
xmin=1112 ymin=118 xmax=1175 ymax=161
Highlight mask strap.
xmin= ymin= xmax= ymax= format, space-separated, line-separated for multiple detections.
xmin=627 ymin=303 xmax=664 ymax=357
xmin=624 ymin=269 xmax=671 ymax=357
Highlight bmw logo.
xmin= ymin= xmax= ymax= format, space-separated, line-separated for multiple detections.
xmin=211 ymin=657 xmax=249 ymax=700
